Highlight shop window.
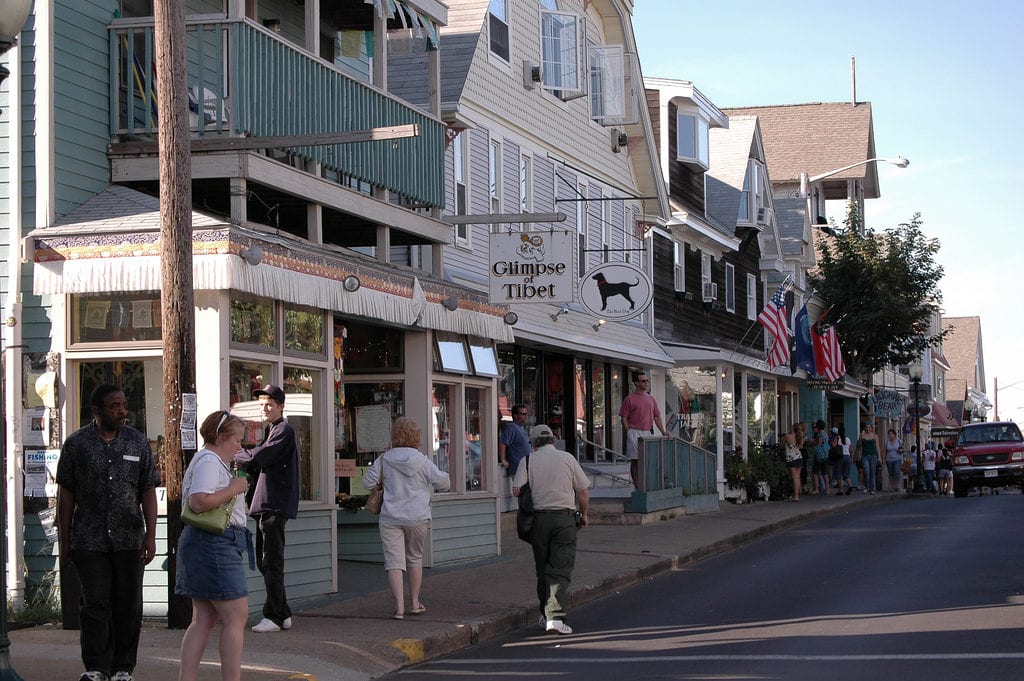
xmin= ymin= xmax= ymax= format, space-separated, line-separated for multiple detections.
xmin=340 ymin=319 xmax=403 ymax=372
xmin=75 ymin=359 xmax=165 ymax=481
xmin=434 ymin=332 xmax=470 ymax=373
xmin=284 ymin=366 xmax=321 ymax=502
xmin=335 ymin=382 xmax=404 ymax=495
xmin=432 ymin=383 xmax=453 ymax=488
xmin=284 ymin=306 xmax=326 ymax=357
xmin=70 ymin=293 xmax=162 ymax=345
xmin=230 ymin=297 xmax=276 ymax=349
xmin=468 ymin=338 xmax=499 ymax=377
xmin=229 ymin=360 xmax=275 ymax=444
xmin=465 ymin=386 xmax=485 ymax=491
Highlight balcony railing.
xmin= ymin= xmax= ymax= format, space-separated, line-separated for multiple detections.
xmin=109 ymin=17 xmax=445 ymax=208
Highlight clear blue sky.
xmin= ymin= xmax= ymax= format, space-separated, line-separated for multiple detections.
xmin=633 ymin=0 xmax=1024 ymax=420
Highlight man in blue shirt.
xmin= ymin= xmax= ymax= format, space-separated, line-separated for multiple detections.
xmin=499 ymin=404 xmax=531 ymax=476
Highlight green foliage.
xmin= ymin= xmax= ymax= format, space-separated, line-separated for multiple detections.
xmin=724 ymin=442 xmax=788 ymax=500
xmin=7 ymin=570 xmax=61 ymax=626
xmin=809 ymin=207 xmax=946 ymax=379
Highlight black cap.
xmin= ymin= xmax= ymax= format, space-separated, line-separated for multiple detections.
xmin=253 ymin=384 xmax=285 ymax=404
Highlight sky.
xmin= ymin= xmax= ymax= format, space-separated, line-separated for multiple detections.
xmin=632 ymin=0 xmax=1024 ymax=421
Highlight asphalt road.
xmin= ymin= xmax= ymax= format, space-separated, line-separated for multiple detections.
xmin=390 ymin=493 xmax=1024 ymax=680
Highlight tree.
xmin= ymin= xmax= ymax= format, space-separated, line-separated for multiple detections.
xmin=808 ymin=206 xmax=945 ymax=381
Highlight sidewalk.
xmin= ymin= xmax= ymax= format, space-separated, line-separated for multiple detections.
xmin=9 ymin=491 xmax=897 ymax=681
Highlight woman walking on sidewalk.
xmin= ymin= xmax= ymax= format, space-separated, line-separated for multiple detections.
xmin=176 ymin=411 xmax=253 ymax=681
xmin=783 ymin=423 xmax=805 ymax=501
xmin=858 ymin=423 xmax=880 ymax=494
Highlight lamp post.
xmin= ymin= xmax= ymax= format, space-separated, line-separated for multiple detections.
xmin=800 ymin=156 xmax=910 ymax=196
xmin=1 ymin=3 xmax=32 ymax=679
xmin=908 ymin=361 xmax=925 ymax=493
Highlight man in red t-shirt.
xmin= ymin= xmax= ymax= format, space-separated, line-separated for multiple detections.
xmin=618 ymin=372 xmax=666 ymax=489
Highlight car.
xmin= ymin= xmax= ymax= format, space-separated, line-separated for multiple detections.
xmin=951 ymin=421 xmax=1024 ymax=497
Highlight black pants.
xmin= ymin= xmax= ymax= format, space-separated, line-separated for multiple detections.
xmin=71 ymin=550 xmax=144 ymax=676
xmin=255 ymin=513 xmax=291 ymax=624
xmin=530 ymin=511 xmax=578 ymax=622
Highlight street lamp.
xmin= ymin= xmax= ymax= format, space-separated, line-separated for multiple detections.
xmin=1 ymin=4 xmax=31 ymax=680
xmin=800 ymin=156 xmax=910 ymax=197
xmin=908 ymin=360 xmax=925 ymax=493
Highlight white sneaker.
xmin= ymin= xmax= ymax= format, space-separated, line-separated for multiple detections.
xmin=282 ymin=617 xmax=293 ymax=630
xmin=79 ymin=673 xmax=108 ymax=681
xmin=252 ymin=617 xmax=282 ymax=633
xmin=111 ymin=673 xmax=133 ymax=681
xmin=545 ymin=619 xmax=573 ymax=635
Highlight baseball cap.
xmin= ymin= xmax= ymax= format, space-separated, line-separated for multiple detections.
xmin=253 ymin=384 xmax=286 ymax=404
xmin=830 ymin=427 xmax=839 ymax=434
xmin=529 ymin=424 xmax=554 ymax=441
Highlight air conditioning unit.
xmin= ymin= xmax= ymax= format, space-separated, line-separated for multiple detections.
xmin=756 ymin=206 xmax=772 ymax=224
xmin=701 ymin=282 xmax=718 ymax=302
xmin=611 ymin=129 xmax=628 ymax=153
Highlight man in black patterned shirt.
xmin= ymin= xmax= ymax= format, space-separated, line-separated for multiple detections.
xmin=57 ymin=385 xmax=160 ymax=681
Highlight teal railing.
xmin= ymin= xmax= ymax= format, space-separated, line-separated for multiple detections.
xmin=639 ymin=436 xmax=718 ymax=497
xmin=109 ymin=17 xmax=445 ymax=208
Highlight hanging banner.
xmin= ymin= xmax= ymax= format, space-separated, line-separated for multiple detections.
xmin=489 ymin=230 xmax=575 ymax=304
xmin=873 ymin=389 xmax=905 ymax=419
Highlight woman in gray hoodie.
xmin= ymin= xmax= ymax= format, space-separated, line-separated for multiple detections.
xmin=363 ymin=417 xmax=450 ymax=619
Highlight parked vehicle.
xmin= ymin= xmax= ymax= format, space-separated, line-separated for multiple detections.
xmin=952 ymin=421 xmax=1024 ymax=497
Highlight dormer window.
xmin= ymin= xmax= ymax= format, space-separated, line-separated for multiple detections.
xmin=541 ymin=10 xmax=584 ymax=97
xmin=738 ymin=159 xmax=769 ymax=225
xmin=488 ymin=0 xmax=509 ymax=62
xmin=676 ymin=110 xmax=710 ymax=168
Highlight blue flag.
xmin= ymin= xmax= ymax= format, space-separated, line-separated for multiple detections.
xmin=794 ymin=305 xmax=816 ymax=374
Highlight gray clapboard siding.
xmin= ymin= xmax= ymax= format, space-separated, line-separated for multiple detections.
xmin=430 ymin=497 xmax=497 ymax=565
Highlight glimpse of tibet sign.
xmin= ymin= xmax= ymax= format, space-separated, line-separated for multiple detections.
xmin=489 ymin=230 xmax=575 ymax=304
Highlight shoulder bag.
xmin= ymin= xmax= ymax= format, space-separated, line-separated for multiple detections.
xmin=364 ymin=460 xmax=385 ymax=514
xmin=181 ymin=453 xmax=236 ymax=535
xmin=516 ymin=457 xmax=534 ymax=542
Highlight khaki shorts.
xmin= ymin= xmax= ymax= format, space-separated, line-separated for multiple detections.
xmin=626 ymin=428 xmax=652 ymax=460
xmin=380 ymin=521 xmax=430 ymax=571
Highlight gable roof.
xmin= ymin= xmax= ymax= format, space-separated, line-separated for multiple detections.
xmin=721 ymin=102 xmax=879 ymax=198
xmin=438 ymin=1 xmax=489 ymax=111
xmin=706 ymin=116 xmax=757 ymax=229
xmin=942 ymin=316 xmax=985 ymax=393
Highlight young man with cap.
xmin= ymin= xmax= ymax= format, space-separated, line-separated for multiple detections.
xmin=234 ymin=384 xmax=299 ymax=633
xmin=618 ymin=372 xmax=666 ymax=490
xmin=512 ymin=424 xmax=590 ymax=635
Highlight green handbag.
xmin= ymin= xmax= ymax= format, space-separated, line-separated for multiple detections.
xmin=181 ymin=452 xmax=236 ymax=535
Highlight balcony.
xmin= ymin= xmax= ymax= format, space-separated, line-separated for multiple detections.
xmin=109 ymin=16 xmax=445 ymax=210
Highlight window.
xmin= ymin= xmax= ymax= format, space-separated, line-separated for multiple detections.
xmin=71 ymin=292 xmax=163 ymax=345
xmin=725 ymin=263 xmax=736 ymax=312
xmin=230 ymin=296 xmax=276 ymax=349
xmin=577 ymin=182 xmax=588 ymax=277
xmin=589 ymin=45 xmax=627 ymax=122
xmin=469 ymin=338 xmax=500 ymax=377
xmin=487 ymin=0 xmax=509 ymax=61
xmin=489 ymin=139 xmax=501 ymax=215
xmin=339 ymin=320 xmax=403 ymax=372
xmin=701 ymin=252 xmax=712 ymax=286
xmin=673 ymin=242 xmax=685 ymax=292
xmin=540 ymin=10 xmax=584 ymax=96
xmin=284 ymin=305 xmax=325 ymax=357
xmin=739 ymin=160 xmax=768 ymax=224
xmin=600 ymin=193 xmax=610 ymax=262
xmin=676 ymin=111 xmax=710 ymax=168
xmin=519 ymin=153 xmax=532 ymax=216
xmin=454 ymin=131 xmax=469 ymax=246
xmin=746 ymin=274 xmax=757 ymax=320
xmin=435 ymin=332 xmax=470 ymax=373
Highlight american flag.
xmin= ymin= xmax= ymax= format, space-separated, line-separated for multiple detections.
xmin=820 ymin=324 xmax=846 ymax=381
xmin=757 ymin=285 xmax=790 ymax=370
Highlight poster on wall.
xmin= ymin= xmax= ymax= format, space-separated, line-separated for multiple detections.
xmin=355 ymin=403 xmax=392 ymax=453
xmin=25 ymin=449 xmax=60 ymax=498
xmin=23 ymin=407 xmax=49 ymax=448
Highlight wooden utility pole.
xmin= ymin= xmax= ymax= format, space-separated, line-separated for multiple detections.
xmin=155 ymin=0 xmax=195 ymax=628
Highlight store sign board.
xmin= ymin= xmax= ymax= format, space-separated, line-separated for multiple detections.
xmin=578 ymin=262 xmax=652 ymax=321
xmin=489 ymin=230 xmax=575 ymax=304
xmin=873 ymin=389 xmax=905 ymax=418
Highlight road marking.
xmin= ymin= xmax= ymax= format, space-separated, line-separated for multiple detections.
xmin=418 ymin=652 xmax=1024 ymax=665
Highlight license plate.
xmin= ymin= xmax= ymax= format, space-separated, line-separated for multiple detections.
xmin=984 ymin=469 xmax=998 ymax=478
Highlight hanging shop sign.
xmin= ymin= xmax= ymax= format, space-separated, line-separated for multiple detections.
xmin=872 ymin=389 xmax=905 ymax=419
xmin=578 ymin=262 xmax=653 ymax=322
xmin=489 ymin=230 xmax=575 ymax=304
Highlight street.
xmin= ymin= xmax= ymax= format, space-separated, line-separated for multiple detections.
xmin=391 ymin=494 xmax=1024 ymax=680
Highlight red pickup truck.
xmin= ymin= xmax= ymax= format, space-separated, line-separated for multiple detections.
xmin=952 ymin=421 xmax=1024 ymax=497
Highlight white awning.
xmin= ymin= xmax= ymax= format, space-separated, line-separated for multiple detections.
xmin=509 ymin=303 xmax=672 ymax=367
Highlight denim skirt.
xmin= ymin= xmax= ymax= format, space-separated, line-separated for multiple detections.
xmin=175 ymin=525 xmax=250 ymax=600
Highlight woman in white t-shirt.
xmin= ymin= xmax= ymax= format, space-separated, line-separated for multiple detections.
xmin=176 ymin=411 xmax=253 ymax=681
